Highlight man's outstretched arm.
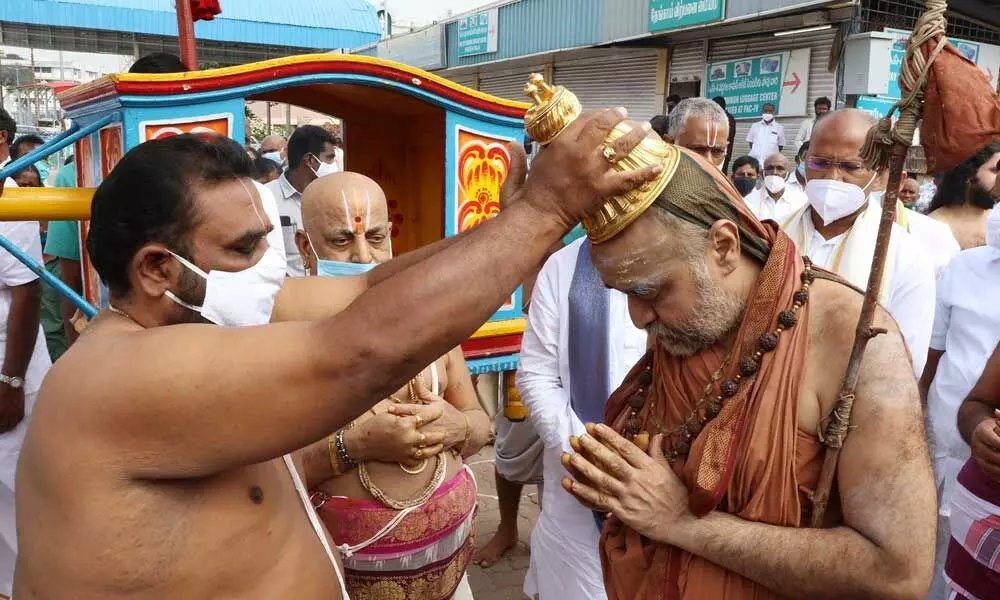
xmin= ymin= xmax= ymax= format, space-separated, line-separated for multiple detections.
xmin=75 ymin=111 xmax=661 ymax=480
xmin=273 ymin=140 xmax=529 ymax=323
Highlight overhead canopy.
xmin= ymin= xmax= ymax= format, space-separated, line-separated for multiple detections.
xmin=1 ymin=0 xmax=380 ymax=51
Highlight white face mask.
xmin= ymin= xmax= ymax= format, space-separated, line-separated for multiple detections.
xmin=166 ymin=245 xmax=286 ymax=327
xmin=764 ymin=175 xmax=786 ymax=194
xmin=762 ymin=113 xmax=774 ymax=123
xmin=164 ymin=179 xmax=287 ymax=326
xmin=805 ymin=174 xmax=878 ymax=226
xmin=262 ymin=151 xmax=282 ymax=165
xmin=309 ymin=154 xmax=339 ymax=178
xmin=986 ymin=208 xmax=1000 ymax=249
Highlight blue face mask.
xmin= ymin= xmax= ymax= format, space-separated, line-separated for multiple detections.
xmin=262 ymin=151 xmax=282 ymax=165
xmin=797 ymin=162 xmax=806 ymax=178
xmin=34 ymin=161 xmax=49 ymax=185
xmin=316 ymin=259 xmax=377 ymax=277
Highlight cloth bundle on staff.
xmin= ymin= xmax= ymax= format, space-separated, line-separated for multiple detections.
xmin=811 ymin=0 xmax=1000 ymax=526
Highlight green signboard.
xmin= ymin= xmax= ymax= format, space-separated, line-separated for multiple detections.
xmin=649 ymin=0 xmax=725 ymax=33
xmin=457 ymin=8 xmax=499 ymax=58
xmin=705 ymin=49 xmax=810 ymax=119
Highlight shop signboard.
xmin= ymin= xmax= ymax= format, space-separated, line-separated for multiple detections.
xmin=705 ymin=48 xmax=810 ymax=119
xmin=457 ymin=8 xmax=499 ymax=58
xmin=858 ymin=29 xmax=1000 ymax=118
xmin=649 ymin=0 xmax=725 ymax=33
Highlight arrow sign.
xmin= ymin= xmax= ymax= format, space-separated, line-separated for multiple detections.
xmin=783 ymin=72 xmax=802 ymax=94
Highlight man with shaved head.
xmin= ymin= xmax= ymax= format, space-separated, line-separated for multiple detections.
xmin=742 ymin=152 xmax=806 ymax=222
xmin=665 ymin=98 xmax=730 ymax=171
xmin=294 ymin=172 xmax=392 ymax=272
xmin=260 ymin=133 xmax=287 ymax=166
xmin=781 ymin=108 xmax=935 ymax=377
xmin=293 ymin=172 xmax=490 ymax=599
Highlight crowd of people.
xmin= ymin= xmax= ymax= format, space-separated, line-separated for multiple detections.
xmin=0 ymin=50 xmax=995 ymax=600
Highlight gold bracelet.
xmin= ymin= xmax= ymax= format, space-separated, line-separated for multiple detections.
xmin=459 ymin=411 xmax=473 ymax=456
xmin=326 ymin=434 xmax=344 ymax=477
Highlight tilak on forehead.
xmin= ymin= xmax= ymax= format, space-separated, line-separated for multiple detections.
xmin=340 ymin=189 xmax=372 ymax=234
xmin=706 ymin=121 xmax=720 ymax=148
xmin=523 ymin=74 xmax=769 ymax=261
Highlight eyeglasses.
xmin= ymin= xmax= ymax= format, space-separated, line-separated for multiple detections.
xmin=806 ymin=156 xmax=870 ymax=176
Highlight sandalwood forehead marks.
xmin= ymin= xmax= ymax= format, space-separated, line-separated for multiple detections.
xmin=340 ymin=189 xmax=372 ymax=234
xmin=706 ymin=121 xmax=720 ymax=148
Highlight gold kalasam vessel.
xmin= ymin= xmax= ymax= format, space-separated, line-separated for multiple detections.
xmin=523 ymin=73 xmax=681 ymax=244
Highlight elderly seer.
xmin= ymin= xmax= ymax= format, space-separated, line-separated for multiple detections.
xmin=13 ymin=106 xmax=659 ymax=600
xmin=293 ymin=172 xmax=490 ymax=600
xmin=782 ymin=109 xmax=935 ymax=377
xmin=664 ymin=98 xmax=730 ymax=171
xmin=560 ymin=132 xmax=935 ymax=598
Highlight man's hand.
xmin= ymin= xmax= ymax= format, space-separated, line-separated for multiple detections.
xmin=971 ymin=412 xmax=1000 ymax=481
xmin=561 ymin=423 xmax=693 ymax=543
xmin=388 ymin=379 xmax=469 ymax=450
xmin=520 ymin=110 xmax=661 ymax=230
xmin=346 ymin=405 xmax=446 ymax=465
xmin=0 ymin=384 xmax=25 ymax=434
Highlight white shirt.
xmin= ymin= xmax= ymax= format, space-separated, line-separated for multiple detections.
xmin=743 ymin=185 xmax=807 ymax=223
xmin=927 ymin=246 xmax=1000 ymax=516
xmin=794 ymin=117 xmax=815 ymax=150
xmin=517 ymin=238 xmax=647 ymax=600
xmin=0 ymin=157 xmax=14 ymax=190
xmin=798 ymin=213 xmax=935 ymax=376
xmin=746 ymin=120 xmax=785 ymax=164
xmin=265 ymin=173 xmax=305 ymax=277
xmin=0 ymin=220 xmax=51 ymax=396
xmin=903 ymin=208 xmax=960 ymax=278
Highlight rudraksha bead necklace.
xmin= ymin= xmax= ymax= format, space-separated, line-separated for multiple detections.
xmin=625 ymin=257 xmax=814 ymax=463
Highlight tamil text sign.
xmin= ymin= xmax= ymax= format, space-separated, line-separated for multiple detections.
xmin=457 ymin=8 xmax=499 ymax=58
xmin=649 ymin=0 xmax=725 ymax=32
xmin=705 ymin=48 xmax=810 ymax=119
xmin=859 ymin=29 xmax=1000 ymax=118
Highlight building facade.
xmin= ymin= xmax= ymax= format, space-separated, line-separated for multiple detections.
xmin=359 ymin=0 xmax=1000 ymax=168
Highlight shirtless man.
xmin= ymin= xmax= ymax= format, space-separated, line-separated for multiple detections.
xmin=14 ymin=108 xmax=657 ymax=599
xmin=293 ymin=172 xmax=490 ymax=598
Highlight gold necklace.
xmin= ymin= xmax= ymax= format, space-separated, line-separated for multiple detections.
xmin=108 ymin=305 xmax=137 ymax=323
xmin=359 ymin=452 xmax=446 ymax=510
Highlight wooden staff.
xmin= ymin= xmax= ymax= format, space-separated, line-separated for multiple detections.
xmin=810 ymin=0 xmax=948 ymax=527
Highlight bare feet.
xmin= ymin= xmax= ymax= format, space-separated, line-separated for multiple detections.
xmin=474 ymin=526 xmax=518 ymax=568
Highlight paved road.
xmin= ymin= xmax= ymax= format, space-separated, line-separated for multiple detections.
xmin=466 ymin=446 xmax=539 ymax=600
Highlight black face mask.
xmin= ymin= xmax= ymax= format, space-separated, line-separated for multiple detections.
xmin=733 ymin=177 xmax=757 ymax=196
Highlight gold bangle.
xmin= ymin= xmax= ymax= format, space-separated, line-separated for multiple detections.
xmin=459 ymin=411 xmax=473 ymax=456
xmin=326 ymin=434 xmax=343 ymax=477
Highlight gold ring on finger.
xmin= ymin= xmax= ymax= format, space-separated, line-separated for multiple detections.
xmin=601 ymin=144 xmax=617 ymax=163
xmin=414 ymin=416 xmax=423 ymax=428
xmin=419 ymin=433 xmax=427 ymax=448
xmin=414 ymin=448 xmax=424 ymax=460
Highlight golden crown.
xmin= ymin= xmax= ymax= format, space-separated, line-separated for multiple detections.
xmin=523 ymin=74 xmax=680 ymax=244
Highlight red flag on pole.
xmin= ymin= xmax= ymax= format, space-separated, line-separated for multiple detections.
xmin=191 ymin=0 xmax=222 ymax=22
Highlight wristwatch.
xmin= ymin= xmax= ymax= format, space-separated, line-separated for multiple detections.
xmin=0 ymin=374 xmax=24 ymax=389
